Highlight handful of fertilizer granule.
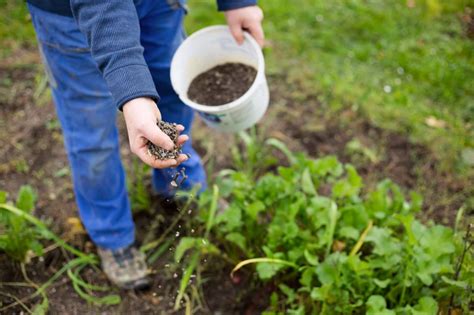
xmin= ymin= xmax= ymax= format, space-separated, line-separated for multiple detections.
xmin=147 ymin=121 xmax=181 ymax=160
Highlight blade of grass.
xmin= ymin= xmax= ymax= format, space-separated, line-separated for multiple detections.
xmin=67 ymin=265 xmax=111 ymax=292
xmin=174 ymin=251 xmax=199 ymax=311
xmin=231 ymin=258 xmax=298 ymax=278
xmin=204 ymin=185 xmax=219 ymax=238
xmin=67 ymin=263 xmax=120 ymax=305
xmin=183 ymin=292 xmax=192 ymax=315
xmin=147 ymin=238 xmax=174 ymax=264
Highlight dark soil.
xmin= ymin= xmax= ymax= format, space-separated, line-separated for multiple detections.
xmin=187 ymin=63 xmax=257 ymax=106
xmin=147 ymin=120 xmax=181 ymax=160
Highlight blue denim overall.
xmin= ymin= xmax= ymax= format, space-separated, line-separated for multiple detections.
xmin=28 ymin=0 xmax=207 ymax=250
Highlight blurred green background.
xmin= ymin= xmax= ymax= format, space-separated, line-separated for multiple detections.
xmin=1 ymin=0 xmax=473 ymax=172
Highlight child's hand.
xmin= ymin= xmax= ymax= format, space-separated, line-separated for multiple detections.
xmin=224 ymin=6 xmax=264 ymax=48
xmin=122 ymin=97 xmax=189 ymax=168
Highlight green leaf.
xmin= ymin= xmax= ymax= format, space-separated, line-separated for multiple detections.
xmin=300 ymin=267 xmax=314 ymax=287
xmin=216 ymin=204 xmax=242 ymax=231
xmin=373 ymin=278 xmax=390 ymax=288
xmin=419 ymin=225 xmax=455 ymax=256
xmin=15 ymin=185 xmax=37 ymax=212
xmin=311 ymin=156 xmax=343 ymax=178
xmin=325 ymin=201 xmax=338 ymax=256
xmin=416 ymin=271 xmax=433 ymax=286
xmin=339 ymin=205 xmax=369 ymax=231
xmin=174 ymin=237 xmax=197 ymax=263
xmin=366 ymin=295 xmax=395 ymax=315
xmin=225 ymin=232 xmax=246 ymax=251
xmin=30 ymin=240 xmax=44 ymax=256
xmin=366 ymin=227 xmax=401 ymax=257
xmin=338 ymin=226 xmax=360 ymax=240
xmin=278 ymin=284 xmax=296 ymax=303
xmin=307 ymin=196 xmax=332 ymax=218
xmin=304 ymin=249 xmax=319 ymax=266
xmin=441 ymin=276 xmax=468 ymax=289
xmin=287 ymin=305 xmax=305 ymax=315
xmin=310 ymin=285 xmax=331 ymax=301
xmin=332 ymin=165 xmax=362 ymax=198
xmin=256 ymin=262 xmax=285 ymax=280
xmin=315 ymin=254 xmax=341 ymax=285
xmin=247 ymin=201 xmax=265 ymax=220
xmin=301 ymin=168 xmax=317 ymax=195
xmin=411 ymin=296 xmax=438 ymax=315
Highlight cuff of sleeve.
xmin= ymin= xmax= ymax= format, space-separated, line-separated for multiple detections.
xmin=217 ymin=0 xmax=257 ymax=11
xmin=104 ymin=64 xmax=160 ymax=110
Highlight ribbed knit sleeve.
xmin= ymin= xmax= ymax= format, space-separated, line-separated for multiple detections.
xmin=70 ymin=0 xmax=159 ymax=110
xmin=216 ymin=0 xmax=257 ymax=11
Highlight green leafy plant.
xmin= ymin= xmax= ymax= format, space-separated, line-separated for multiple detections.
xmin=0 ymin=186 xmax=43 ymax=262
xmin=0 ymin=186 xmax=120 ymax=313
xmin=190 ymin=142 xmax=472 ymax=314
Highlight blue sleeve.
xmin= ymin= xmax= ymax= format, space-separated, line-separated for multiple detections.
xmin=70 ymin=0 xmax=159 ymax=110
xmin=216 ymin=0 xmax=257 ymax=11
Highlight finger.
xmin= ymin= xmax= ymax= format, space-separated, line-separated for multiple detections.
xmin=135 ymin=148 xmax=178 ymax=169
xmin=144 ymin=125 xmax=175 ymax=150
xmin=247 ymin=22 xmax=265 ymax=47
xmin=176 ymin=134 xmax=189 ymax=146
xmin=229 ymin=22 xmax=244 ymax=45
xmin=176 ymin=124 xmax=185 ymax=132
xmin=176 ymin=154 xmax=189 ymax=165
xmin=150 ymin=159 xmax=178 ymax=169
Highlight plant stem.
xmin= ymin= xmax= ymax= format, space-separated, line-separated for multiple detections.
xmin=231 ymin=257 xmax=299 ymax=278
xmin=20 ymin=263 xmax=38 ymax=289
xmin=0 ymin=291 xmax=32 ymax=314
xmin=349 ymin=220 xmax=373 ymax=256
xmin=448 ymin=223 xmax=472 ymax=313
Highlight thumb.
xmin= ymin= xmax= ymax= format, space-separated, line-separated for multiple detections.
xmin=229 ymin=22 xmax=244 ymax=45
xmin=144 ymin=124 xmax=175 ymax=151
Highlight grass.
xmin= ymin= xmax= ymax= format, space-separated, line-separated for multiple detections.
xmin=185 ymin=0 xmax=474 ymax=172
xmin=0 ymin=0 xmax=36 ymax=57
xmin=0 ymin=0 xmax=473 ymax=171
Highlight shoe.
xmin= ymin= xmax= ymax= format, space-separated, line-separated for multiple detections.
xmin=97 ymin=244 xmax=151 ymax=290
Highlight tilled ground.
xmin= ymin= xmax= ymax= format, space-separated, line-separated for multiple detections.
xmin=0 ymin=48 xmax=472 ymax=314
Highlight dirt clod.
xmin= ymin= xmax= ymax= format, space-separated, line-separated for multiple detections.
xmin=147 ymin=121 xmax=181 ymax=160
xmin=187 ymin=62 xmax=257 ymax=106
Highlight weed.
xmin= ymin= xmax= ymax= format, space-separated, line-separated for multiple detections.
xmin=0 ymin=185 xmax=42 ymax=262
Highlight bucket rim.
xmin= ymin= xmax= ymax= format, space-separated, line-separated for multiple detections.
xmin=170 ymin=25 xmax=265 ymax=113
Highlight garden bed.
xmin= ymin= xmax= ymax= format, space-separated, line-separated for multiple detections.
xmin=0 ymin=51 xmax=472 ymax=313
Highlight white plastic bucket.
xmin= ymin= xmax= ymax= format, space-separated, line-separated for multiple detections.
xmin=170 ymin=25 xmax=269 ymax=133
